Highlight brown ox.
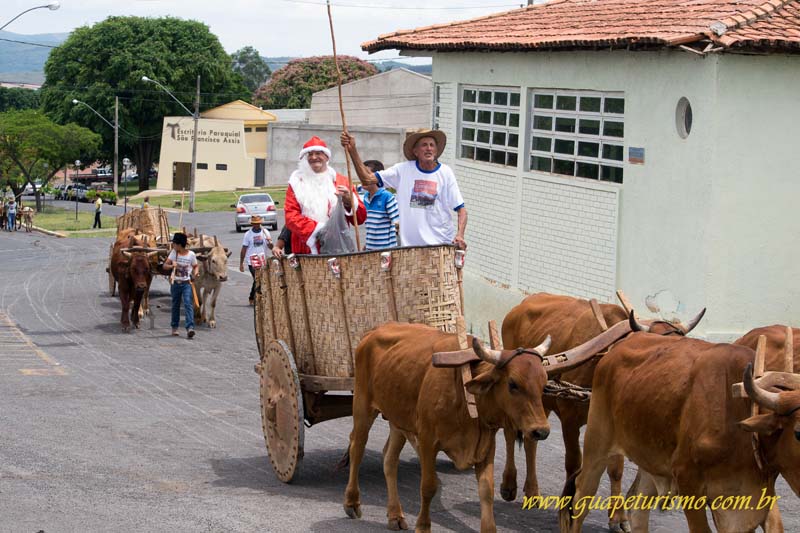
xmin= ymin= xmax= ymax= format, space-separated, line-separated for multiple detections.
xmin=110 ymin=230 xmax=157 ymax=331
xmin=344 ymin=320 xmax=633 ymax=533
xmin=500 ymin=293 xmax=703 ymax=533
xmin=561 ymin=317 xmax=800 ymax=533
xmin=190 ymin=235 xmax=230 ymax=328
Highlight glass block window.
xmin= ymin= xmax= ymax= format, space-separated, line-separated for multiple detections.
xmin=529 ymin=90 xmax=625 ymax=183
xmin=459 ymin=85 xmax=521 ymax=167
xmin=432 ymin=84 xmax=441 ymax=130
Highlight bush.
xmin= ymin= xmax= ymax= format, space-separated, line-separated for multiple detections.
xmin=100 ymin=191 xmax=117 ymax=203
xmin=85 ymin=190 xmax=97 ymax=201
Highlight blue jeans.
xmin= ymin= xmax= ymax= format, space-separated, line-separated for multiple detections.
xmin=170 ymin=282 xmax=194 ymax=330
xmin=7 ymin=213 xmax=15 ymax=231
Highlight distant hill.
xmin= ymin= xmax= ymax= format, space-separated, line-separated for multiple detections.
xmin=0 ymin=31 xmax=68 ymax=83
xmin=375 ymin=61 xmax=432 ymax=75
xmin=261 ymin=56 xmax=432 ymax=76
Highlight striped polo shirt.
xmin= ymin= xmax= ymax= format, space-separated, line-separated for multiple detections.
xmin=362 ymin=188 xmax=399 ymax=250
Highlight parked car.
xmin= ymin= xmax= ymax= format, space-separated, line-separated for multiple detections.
xmin=232 ymin=193 xmax=278 ymax=232
xmin=65 ymin=184 xmax=88 ymax=202
xmin=53 ymin=184 xmax=67 ymax=200
xmin=23 ymin=181 xmax=43 ymax=195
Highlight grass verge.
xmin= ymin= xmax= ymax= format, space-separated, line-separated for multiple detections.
xmin=34 ymin=208 xmax=117 ymax=233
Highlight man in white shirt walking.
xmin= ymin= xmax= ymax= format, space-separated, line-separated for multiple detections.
xmin=341 ymin=129 xmax=468 ymax=250
xmin=239 ymin=215 xmax=273 ymax=305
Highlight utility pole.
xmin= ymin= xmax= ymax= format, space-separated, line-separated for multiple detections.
xmin=189 ymin=74 xmax=200 ymax=213
xmin=113 ymin=96 xmax=119 ymax=197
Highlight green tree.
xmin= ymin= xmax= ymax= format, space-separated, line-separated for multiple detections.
xmin=0 ymin=110 xmax=101 ymax=210
xmin=253 ymin=56 xmax=378 ymax=109
xmin=231 ymin=46 xmax=272 ymax=95
xmin=40 ymin=16 xmax=249 ymax=193
xmin=0 ymin=87 xmax=40 ymax=112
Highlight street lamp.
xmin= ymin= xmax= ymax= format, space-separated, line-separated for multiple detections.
xmin=0 ymin=2 xmax=60 ymax=32
xmin=74 ymin=160 xmax=80 ymax=222
xmin=141 ymin=75 xmax=200 ymax=212
xmin=72 ymin=98 xmax=119 ymax=197
xmin=122 ymin=157 xmax=131 ymax=214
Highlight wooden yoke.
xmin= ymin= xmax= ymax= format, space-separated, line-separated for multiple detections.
xmin=457 ymin=316 xmax=478 ymax=418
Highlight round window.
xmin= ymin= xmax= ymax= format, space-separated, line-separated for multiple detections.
xmin=676 ymin=97 xmax=693 ymax=139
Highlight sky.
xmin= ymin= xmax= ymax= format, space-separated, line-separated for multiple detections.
xmin=2 ymin=0 xmax=527 ymax=62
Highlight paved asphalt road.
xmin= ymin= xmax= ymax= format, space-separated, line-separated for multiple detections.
xmin=0 ymin=206 xmax=797 ymax=532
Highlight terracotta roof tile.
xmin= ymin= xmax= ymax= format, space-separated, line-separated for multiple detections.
xmin=362 ymin=0 xmax=800 ymax=53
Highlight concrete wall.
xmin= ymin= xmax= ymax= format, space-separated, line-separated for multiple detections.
xmin=704 ymin=54 xmax=800 ymax=339
xmin=265 ymin=109 xmax=310 ymax=123
xmin=265 ymin=123 xmax=405 ymax=186
xmin=156 ymin=117 xmax=255 ymax=192
xmin=432 ymin=50 xmax=800 ymax=340
xmin=309 ymin=69 xmax=432 ymax=129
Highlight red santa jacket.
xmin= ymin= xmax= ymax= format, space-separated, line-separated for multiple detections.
xmin=284 ymin=172 xmax=366 ymax=254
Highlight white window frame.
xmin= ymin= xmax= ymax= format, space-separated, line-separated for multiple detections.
xmin=528 ymin=89 xmax=625 ymax=183
xmin=458 ymin=85 xmax=521 ymax=168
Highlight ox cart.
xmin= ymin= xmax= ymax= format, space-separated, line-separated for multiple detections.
xmin=107 ymin=207 xmax=171 ymax=295
xmin=253 ymin=245 xmax=467 ymax=482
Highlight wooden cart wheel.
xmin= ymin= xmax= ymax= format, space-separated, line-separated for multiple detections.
xmin=108 ymin=244 xmax=116 ymax=296
xmin=259 ymin=339 xmax=304 ymax=483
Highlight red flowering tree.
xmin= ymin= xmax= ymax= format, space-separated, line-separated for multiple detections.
xmin=253 ymin=56 xmax=378 ymax=109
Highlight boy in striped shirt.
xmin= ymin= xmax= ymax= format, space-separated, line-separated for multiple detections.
xmin=362 ymin=160 xmax=399 ymax=250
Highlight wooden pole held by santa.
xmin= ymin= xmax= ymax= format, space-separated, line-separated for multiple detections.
xmin=326 ymin=0 xmax=361 ymax=251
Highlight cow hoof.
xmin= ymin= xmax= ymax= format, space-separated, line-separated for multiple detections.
xmin=134 ymin=323 xmax=140 ymax=330
xmin=387 ymin=517 xmax=408 ymax=530
xmin=344 ymin=504 xmax=361 ymax=519
xmin=500 ymin=486 xmax=517 ymax=501
xmin=209 ymin=320 xmax=216 ymax=328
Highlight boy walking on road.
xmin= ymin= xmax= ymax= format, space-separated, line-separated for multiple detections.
xmin=163 ymin=232 xmax=198 ymax=338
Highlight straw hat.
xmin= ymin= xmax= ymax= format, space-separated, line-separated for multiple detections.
xmin=403 ymin=129 xmax=446 ymax=161
xmin=250 ymin=215 xmax=263 ymax=224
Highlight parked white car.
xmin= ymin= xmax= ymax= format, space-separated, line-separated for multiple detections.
xmin=233 ymin=193 xmax=278 ymax=232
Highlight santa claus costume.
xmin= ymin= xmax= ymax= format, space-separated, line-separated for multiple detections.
xmin=284 ymin=136 xmax=366 ymax=254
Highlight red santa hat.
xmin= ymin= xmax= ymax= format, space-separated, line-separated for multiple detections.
xmin=298 ymin=136 xmax=332 ymax=160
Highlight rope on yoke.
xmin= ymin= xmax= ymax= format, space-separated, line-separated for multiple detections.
xmin=543 ymin=380 xmax=592 ymax=402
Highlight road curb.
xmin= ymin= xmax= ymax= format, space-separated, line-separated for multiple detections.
xmin=31 ymin=226 xmax=67 ymax=238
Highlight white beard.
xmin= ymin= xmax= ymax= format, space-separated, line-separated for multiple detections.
xmin=288 ymin=158 xmax=338 ymax=225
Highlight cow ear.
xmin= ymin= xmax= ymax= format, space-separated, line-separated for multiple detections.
xmin=465 ymin=369 xmax=499 ymax=396
xmin=738 ymin=413 xmax=782 ymax=435
xmin=226 ymin=250 xmax=232 ymax=258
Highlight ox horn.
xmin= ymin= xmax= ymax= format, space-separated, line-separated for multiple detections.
xmin=147 ymin=251 xmax=159 ymax=258
xmin=531 ymin=335 xmax=553 ymax=358
xmin=472 ymin=337 xmax=502 ymax=366
xmin=629 ymin=310 xmax=650 ymax=332
xmin=214 ymin=236 xmax=219 ymax=246
xmin=199 ymin=234 xmax=205 ymax=247
xmin=743 ymin=362 xmax=781 ymax=412
xmin=683 ymin=308 xmax=707 ymax=334
xmin=122 ymin=251 xmax=132 ymax=258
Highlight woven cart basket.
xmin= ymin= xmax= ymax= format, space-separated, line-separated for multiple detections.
xmin=116 ymin=207 xmax=170 ymax=244
xmin=255 ymin=245 xmax=463 ymax=378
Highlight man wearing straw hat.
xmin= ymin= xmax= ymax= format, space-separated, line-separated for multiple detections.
xmin=284 ymin=136 xmax=366 ymax=255
xmin=341 ymin=130 xmax=468 ymax=250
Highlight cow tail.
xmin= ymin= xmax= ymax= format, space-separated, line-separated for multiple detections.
xmin=559 ymin=469 xmax=579 ymax=531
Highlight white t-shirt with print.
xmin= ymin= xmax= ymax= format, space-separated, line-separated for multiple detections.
xmin=242 ymin=228 xmax=271 ymax=266
xmin=376 ymin=161 xmax=464 ymax=246
xmin=168 ymin=250 xmax=197 ymax=282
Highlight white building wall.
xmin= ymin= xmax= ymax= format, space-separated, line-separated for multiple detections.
xmin=518 ymin=176 xmax=618 ymax=301
xmin=431 ymin=50 xmax=741 ymax=339
xmin=703 ymin=54 xmax=800 ymax=339
xmin=310 ymin=69 xmax=432 ymax=129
